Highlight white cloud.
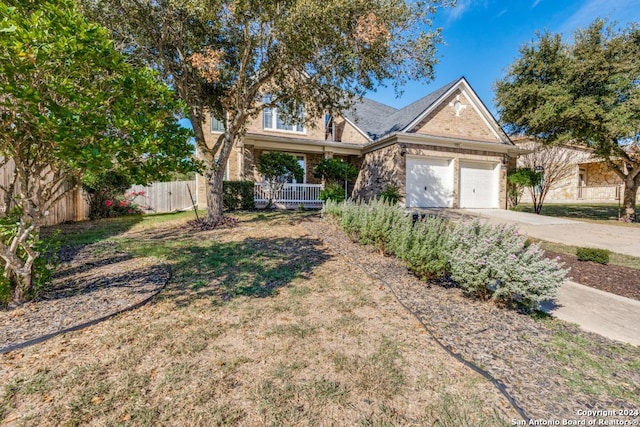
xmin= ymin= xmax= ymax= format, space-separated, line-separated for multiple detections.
xmin=496 ymin=8 xmax=508 ymax=18
xmin=560 ymin=0 xmax=640 ymax=33
xmin=447 ymin=0 xmax=474 ymax=22
xmin=531 ymin=0 xmax=542 ymax=8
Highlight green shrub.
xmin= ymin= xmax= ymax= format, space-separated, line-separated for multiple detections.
xmin=331 ymin=199 xmax=404 ymax=253
xmin=223 ymin=180 xmax=255 ymax=210
xmin=83 ymin=170 xmax=135 ymax=219
xmin=313 ymin=158 xmax=358 ymax=184
xmin=319 ymin=183 xmax=346 ymax=203
xmin=576 ymin=247 xmax=610 ymax=264
xmin=321 ymin=199 xmax=343 ymax=219
xmin=389 ymin=215 xmax=451 ymax=280
xmin=378 ymin=185 xmax=401 ymax=205
xmin=448 ymin=220 xmax=567 ymax=310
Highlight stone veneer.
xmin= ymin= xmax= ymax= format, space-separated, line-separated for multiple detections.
xmin=353 ymin=143 xmax=507 ymax=208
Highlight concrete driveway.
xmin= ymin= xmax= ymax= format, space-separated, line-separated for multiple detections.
xmin=431 ymin=208 xmax=640 ymax=346
xmin=459 ymin=208 xmax=640 ymax=258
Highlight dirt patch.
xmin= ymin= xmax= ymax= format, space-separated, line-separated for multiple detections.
xmin=546 ymin=250 xmax=640 ymax=301
xmin=0 ymin=243 xmax=169 ymax=350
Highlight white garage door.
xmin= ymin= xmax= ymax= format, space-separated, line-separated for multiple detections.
xmin=459 ymin=161 xmax=499 ymax=208
xmin=406 ymin=157 xmax=453 ymax=208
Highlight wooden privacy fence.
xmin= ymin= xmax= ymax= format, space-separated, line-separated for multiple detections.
xmin=0 ymin=159 xmax=89 ymax=226
xmin=1 ymin=156 xmax=196 ymax=226
xmin=128 ymin=180 xmax=197 ymax=214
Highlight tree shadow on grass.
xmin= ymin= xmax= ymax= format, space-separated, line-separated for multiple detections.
xmin=158 ymin=235 xmax=332 ymax=307
xmin=46 ymin=215 xmax=145 ymax=246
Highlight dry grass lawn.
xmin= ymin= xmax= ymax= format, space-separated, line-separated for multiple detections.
xmin=1 ymin=212 xmax=517 ymax=426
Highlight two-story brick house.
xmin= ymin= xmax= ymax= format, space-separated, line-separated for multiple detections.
xmin=197 ymin=77 xmax=524 ymax=209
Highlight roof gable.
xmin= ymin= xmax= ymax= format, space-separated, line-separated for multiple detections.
xmin=344 ymin=77 xmax=511 ymax=145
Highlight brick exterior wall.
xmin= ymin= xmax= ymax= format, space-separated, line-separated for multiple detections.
xmin=333 ymin=117 xmax=369 ymax=144
xmin=412 ymin=89 xmax=498 ymax=142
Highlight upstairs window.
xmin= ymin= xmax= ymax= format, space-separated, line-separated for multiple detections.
xmin=262 ymin=95 xmax=305 ymax=133
xmin=210 ymin=115 xmax=225 ymax=132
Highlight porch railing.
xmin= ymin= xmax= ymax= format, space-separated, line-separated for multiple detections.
xmin=577 ymin=185 xmax=622 ymax=200
xmin=254 ymin=183 xmax=324 ymax=207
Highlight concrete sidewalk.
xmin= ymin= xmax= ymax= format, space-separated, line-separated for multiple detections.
xmin=459 ymin=209 xmax=640 ymax=257
xmin=540 ymin=281 xmax=640 ymax=346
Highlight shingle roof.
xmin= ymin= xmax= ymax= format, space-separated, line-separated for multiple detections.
xmin=344 ymin=78 xmax=461 ymax=141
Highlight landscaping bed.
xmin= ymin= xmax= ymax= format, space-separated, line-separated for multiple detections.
xmin=0 ymin=243 xmax=169 ymax=350
xmin=546 ymin=250 xmax=640 ymax=301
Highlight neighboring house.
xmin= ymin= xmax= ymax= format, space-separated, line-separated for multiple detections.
xmin=513 ymin=138 xmax=634 ymax=203
xmin=196 ymin=77 xmax=525 ymax=209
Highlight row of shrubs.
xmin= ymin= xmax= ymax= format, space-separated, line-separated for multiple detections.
xmin=323 ymin=199 xmax=569 ymax=311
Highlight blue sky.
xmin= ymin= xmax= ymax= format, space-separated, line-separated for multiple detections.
xmin=366 ymin=0 xmax=640 ymax=115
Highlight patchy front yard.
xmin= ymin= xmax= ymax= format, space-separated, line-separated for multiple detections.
xmin=1 ymin=212 xmax=515 ymax=426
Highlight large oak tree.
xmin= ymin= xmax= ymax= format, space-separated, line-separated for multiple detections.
xmin=0 ymin=0 xmax=195 ymax=303
xmin=495 ymin=20 xmax=640 ymax=221
xmin=80 ymin=0 xmax=451 ymax=224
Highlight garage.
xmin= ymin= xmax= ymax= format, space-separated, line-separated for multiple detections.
xmin=405 ymin=157 xmax=453 ymax=208
xmin=459 ymin=161 xmax=499 ymax=208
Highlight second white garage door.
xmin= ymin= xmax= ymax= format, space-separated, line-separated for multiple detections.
xmin=406 ymin=157 xmax=453 ymax=208
xmin=459 ymin=161 xmax=499 ymax=208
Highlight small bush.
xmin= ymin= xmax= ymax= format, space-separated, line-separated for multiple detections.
xmin=576 ymin=247 xmax=610 ymax=264
xmin=321 ymin=199 xmax=343 ymax=219
xmin=83 ymin=170 xmax=135 ymax=219
xmin=378 ymin=185 xmax=401 ymax=205
xmin=327 ymin=199 xmax=404 ymax=253
xmin=319 ymin=183 xmax=346 ymax=203
xmin=0 ymin=209 xmax=60 ymax=304
xmin=223 ymin=180 xmax=255 ymax=211
xmin=389 ymin=215 xmax=451 ymax=280
xmin=448 ymin=220 xmax=567 ymax=310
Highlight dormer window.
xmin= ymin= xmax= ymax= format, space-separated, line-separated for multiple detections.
xmin=262 ymin=95 xmax=305 ymax=133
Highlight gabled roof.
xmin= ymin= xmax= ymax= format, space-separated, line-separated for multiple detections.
xmin=344 ymin=77 xmax=511 ymax=145
xmin=344 ymin=78 xmax=459 ymax=141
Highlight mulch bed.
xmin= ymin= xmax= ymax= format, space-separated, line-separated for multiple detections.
xmin=301 ymin=218 xmax=640 ymax=421
xmin=546 ymin=251 xmax=640 ymax=301
xmin=0 ymin=242 xmax=169 ymax=350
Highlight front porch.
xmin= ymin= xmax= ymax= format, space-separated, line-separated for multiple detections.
xmin=254 ymin=183 xmax=324 ymax=209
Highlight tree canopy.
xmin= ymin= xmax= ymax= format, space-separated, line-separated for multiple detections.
xmin=495 ymin=19 xmax=640 ymax=221
xmin=81 ymin=0 xmax=452 ymax=223
xmin=0 ymin=0 xmax=195 ymax=302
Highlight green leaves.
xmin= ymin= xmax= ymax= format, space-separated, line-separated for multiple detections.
xmin=257 ymin=152 xmax=304 ymax=184
xmin=0 ymin=0 xmax=197 ymax=302
xmin=495 ymin=20 xmax=640 ymax=147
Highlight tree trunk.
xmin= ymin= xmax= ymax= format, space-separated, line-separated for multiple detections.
xmin=205 ymin=131 xmax=236 ymax=220
xmin=206 ymin=166 xmax=225 ymax=218
xmin=620 ymin=178 xmax=639 ymax=222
